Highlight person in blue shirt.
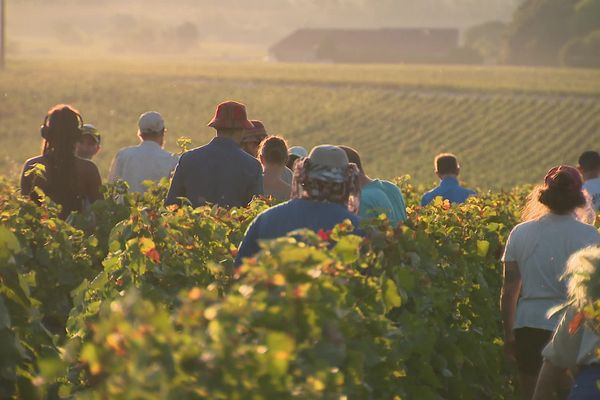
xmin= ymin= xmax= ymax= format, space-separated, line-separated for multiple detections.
xmin=235 ymin=145 xmax=363 ymax=265
xmin=165 ymin=101 xmax=263 ymax=208
xmin=339 ymin=145 xmax=407 ymax=226
xmin=421 ymin=153 xmax=476 ymax=206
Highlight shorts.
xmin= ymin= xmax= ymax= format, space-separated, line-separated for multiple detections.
xmin=514 ymin=327 xmax=553 ymax=376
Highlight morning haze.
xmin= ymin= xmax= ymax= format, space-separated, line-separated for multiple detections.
xmin=8 ymin=0 xmax=518 ymax=60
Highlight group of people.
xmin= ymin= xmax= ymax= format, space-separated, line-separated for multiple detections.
xmin=19 ymin=101 xmax=600 ymax=399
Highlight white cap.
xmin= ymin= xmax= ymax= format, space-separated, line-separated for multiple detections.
xmin=288 ymin=146 xmax=308 ymax=158
xmin=138 ymin=111 xmax=165 ymax=134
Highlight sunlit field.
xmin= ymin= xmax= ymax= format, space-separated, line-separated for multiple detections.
xmin=1 ymin=59 xmax=599 ymax=189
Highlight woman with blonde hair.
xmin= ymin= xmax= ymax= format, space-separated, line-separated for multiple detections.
xmin=501 ymin=165 xmax=600 ymax=399
xmin=533 ymin=246 xmax=600 ymax=399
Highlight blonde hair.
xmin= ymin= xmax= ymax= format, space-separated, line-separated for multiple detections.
xmin=520 ymin=185 xmax=595 ymax=224
xmin=520 ymin=185 xmax=548 ymax=222
xmin=564 ymin=246 xmax=600 ymax=308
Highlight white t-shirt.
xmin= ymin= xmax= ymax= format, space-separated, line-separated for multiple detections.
xmin=583 ymin=178 xmax=600 ymax=212
xmin=542 ymin=308 xmax=600 ymax=369
xmin=502 ymin=214 xmax=600 ymax=331
xmin=108 ymin=141 xmax=179 ymax=193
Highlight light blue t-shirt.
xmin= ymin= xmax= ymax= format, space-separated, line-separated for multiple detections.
xmin=421 ymin=176 xmax=476 ymax=206
xmin=360 ymin=179 xmax=407 ymax=226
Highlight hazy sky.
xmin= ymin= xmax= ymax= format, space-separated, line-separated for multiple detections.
xmin=7 ymin=0 xmax=521 ymax=59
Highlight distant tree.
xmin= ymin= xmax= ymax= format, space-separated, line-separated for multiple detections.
xmin=560 ymin=30 xmax=600 ymax=68
xmin=170 ymin=22 xmax=200 ymax=51
xmin=571 ymin=0 xmax=600 ymax=37
xmin=465 ymin=20 xmax=507 ymax=64
xmin=504 ymin=0 xmax=575 ymax=66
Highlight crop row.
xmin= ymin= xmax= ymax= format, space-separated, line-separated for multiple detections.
xmin=0 ymin=179 xmax=527 ymax=399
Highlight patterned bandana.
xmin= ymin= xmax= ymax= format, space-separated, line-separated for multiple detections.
xmin=291 ymin=158 xmax=361 ymax=213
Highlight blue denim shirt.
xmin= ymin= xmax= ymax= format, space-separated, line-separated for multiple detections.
xmin=420 ymin=176 xmax=476 ymax=206
xmin=235 ymin=198 xmax=362 ymax=264
xmin=165 ymin=136 xmax=263 ymax=208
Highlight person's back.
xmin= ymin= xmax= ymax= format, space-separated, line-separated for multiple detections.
xmin=501 ymin=165 xmax=600 ymax=399
xmin=361 ymin=179 xmax=407 ymax=225
xmin=165 ymin=101 xmax=263 ymax=208
xmin=259 ymin=136 xmax=292 ymax=202
xmin=236 ymin=198 xmax=360 ymax=261
xmin=108 ymin=111 xmax=178 ymax=193
xmin=421 ymin=177 xmax=476 ymax=206
xmin=22 ymin=155 xmax=102 ymax=217
xmin=263 ymin=171 xmax=291 ymax=201
xmin=236 ymin=145 xmax=363 ymax=265
xmin=421 ymin=153 xmax=476 ymax=206
xmin=20 ymin=105 xmax=102 ymax=219
xmin=167 ymin=137 xmax=263 ymax=207
xmin=505 ymin=215 xmax=600 ymax=329
xmin=109 ymin=142 xmax=178 ymax=192
xmin=338 ymin=145 xmax=407 ymax=226
xmin=578 ymin=150 xmax=600 ymax=212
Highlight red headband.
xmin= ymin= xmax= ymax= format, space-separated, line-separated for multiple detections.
xmin=544 ymin=165 xmax=583 ymax=192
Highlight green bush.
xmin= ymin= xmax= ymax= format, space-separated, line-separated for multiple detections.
xmin=0 ymin=179 xmax=527 ymax=399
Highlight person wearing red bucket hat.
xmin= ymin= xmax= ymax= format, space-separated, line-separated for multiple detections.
xmin=241 ymin=120 xmax=268 ymax=158
xmin=207 ymin=101 xmax=255 ymax=130
xmin=501 ymin=165 xmax=600 ymax=399
xmin=165 ymin=101 xmax=263 ymax=208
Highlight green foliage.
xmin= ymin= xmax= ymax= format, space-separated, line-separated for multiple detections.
xmin=561 ymin=30 xmax=600 ymax=68
xmin=505 ymin=0 xmax=575 ymax=66
xmin=464 ymin=20 xmax=508 ymax=64
xmin=504 ymin=0 xmax=600 ymax=67
xmin=0 ymin=178 xmax=529 ymax=398
xmin=572 ymin=0 xmax=600 ymax=38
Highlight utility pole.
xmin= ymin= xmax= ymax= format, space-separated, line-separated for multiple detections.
xmin=0 ymin=0 xmax=5 ymax=69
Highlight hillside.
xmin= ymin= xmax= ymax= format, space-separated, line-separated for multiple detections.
xmin=0 ymin=60 xmax=599 ymax=189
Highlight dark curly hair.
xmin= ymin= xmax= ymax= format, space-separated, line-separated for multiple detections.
xmin=42 ymin=104 xmax=83 ymax=212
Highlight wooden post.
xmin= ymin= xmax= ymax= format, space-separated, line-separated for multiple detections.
xmin=0 ymin=0 xmax=5 ymax=69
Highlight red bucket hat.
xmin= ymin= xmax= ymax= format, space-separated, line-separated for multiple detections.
xmin=241 ymin=120 xmax=268 ymax=144
xmin=544 ymin=165 xmax=583 ymax=192
xmin=208 ymin=101 xmax=254 ymax=130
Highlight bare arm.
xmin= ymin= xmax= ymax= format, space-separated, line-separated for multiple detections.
xmin=532 ymin=360 xmax=564 ymax=400
xmin=500 ymin=261 xmax=521 ymax=353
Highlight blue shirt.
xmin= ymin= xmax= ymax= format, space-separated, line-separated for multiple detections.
xmin=236 ymin=198 xmax=362 ymax=264
xmin=165 ymin=136 xmax=263 ymax=208
xmin=420 ymin=176 xmax=476 ymax=206
xmin=360 ymin=179 xmax=407 ymax=226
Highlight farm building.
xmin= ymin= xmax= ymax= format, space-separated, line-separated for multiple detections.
xmin=269 ymin=28 xmax=460 ymax=64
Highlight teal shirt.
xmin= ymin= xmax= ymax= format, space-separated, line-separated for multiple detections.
xmin=360 ymin=179 xmax=407 ymax=226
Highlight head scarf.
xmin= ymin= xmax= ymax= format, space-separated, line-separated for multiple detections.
xmin=291 ymin=157 xmax=361 ymax=213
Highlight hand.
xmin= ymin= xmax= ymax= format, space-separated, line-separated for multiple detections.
xmin=503 ymin=336 xmax=516 ymax=363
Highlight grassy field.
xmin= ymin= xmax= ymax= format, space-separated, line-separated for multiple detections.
xmin=1 ymin=59 xmax=599 ymax=189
